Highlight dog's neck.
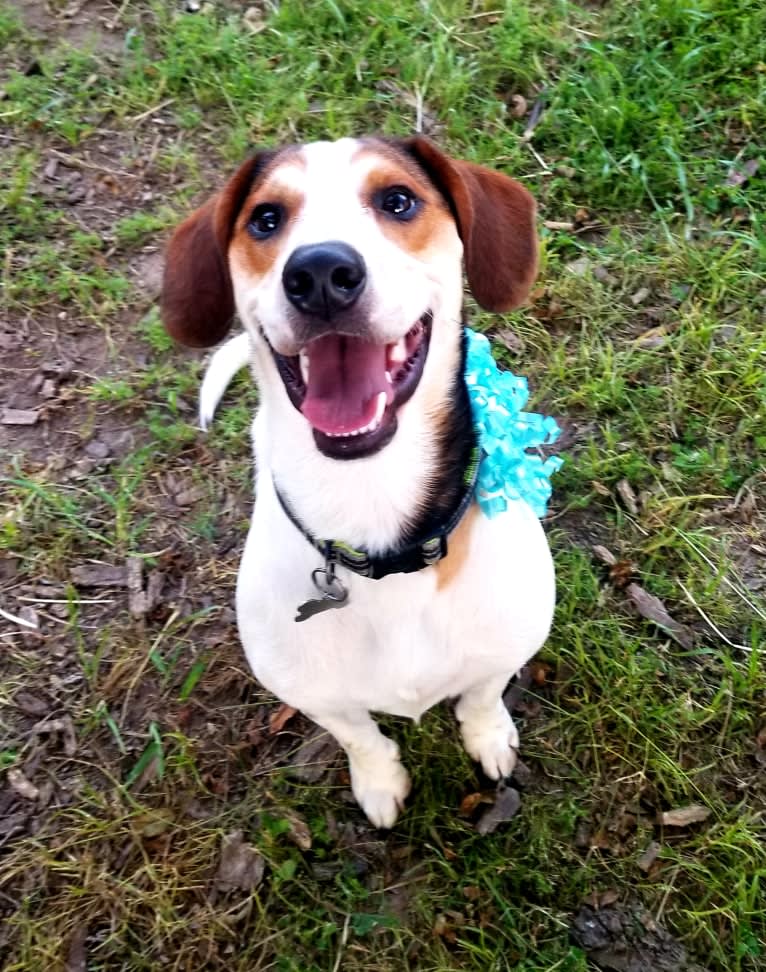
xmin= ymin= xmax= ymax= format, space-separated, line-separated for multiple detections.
xmin=251 ymin=327 xmax=476 ymax=557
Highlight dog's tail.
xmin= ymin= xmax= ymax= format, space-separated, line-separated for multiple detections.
xmin=198 ymin=332 xmax=251 ymax=430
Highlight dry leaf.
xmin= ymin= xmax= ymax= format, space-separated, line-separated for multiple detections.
xmin=509 ymin=93 xmax=527 ymax=118
xmin=284 ymin=812 xmax=312 ymax=851
xmin=637 ymin=840 xmax=661 ymax=872
xmin=65 ymin=924 xmax=88 ymax=972
xmin=7 ymin=768 xmax=40 ymax=801
xmin=634 ymin=325 xmax=670 ymax=349
xmin=626 ymin=583 xmax=694 ymax=650
xmin=475 ymin=785 xmax=521 ymax=835
xmin=1 ymin=408 xmax=40 ymax=425
xmin=616 ymin=478 xmax=639 ymax=517
xmin=286 ymin=730 xmax=340 ymax=782
xmin=658 ymin=805 xmax=711 ymax=827
xmin=725 ymin=158 xmax=759 ymax=188
xmin=630 ymin=286 xmax=650 ymax=305
xmin=70 ymin=564 xmax=128 ymax=587
xmin=214 ymin=830 xmax=265 ymax=892
xmin=268 ymin=703 xmax=298 ymax=735
xmin=459 ymin=791 xmax=491 ymax=817
xmin=609 ymin=560 xmax=635 ymax=589
xmin=32 ymin=715 xmax=77 ymax=756
xmin=592 ymin=544 xmax=617 ymax=566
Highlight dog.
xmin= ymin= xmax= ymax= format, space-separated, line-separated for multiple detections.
xmin=161 ymin=136 xmax=555 ymax=827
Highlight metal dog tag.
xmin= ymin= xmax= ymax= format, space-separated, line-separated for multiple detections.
xmin=295 ymin=565 xmax=349 ymax=622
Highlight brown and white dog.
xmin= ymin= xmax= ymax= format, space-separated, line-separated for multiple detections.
xmin=161 ymin=137 xmax=554 ymax=827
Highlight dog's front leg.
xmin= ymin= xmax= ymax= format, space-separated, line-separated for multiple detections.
xmin=308 ymin=710 xmax=411 ymax=828
xmin=456 ymin=673 xmax=519 ymax=780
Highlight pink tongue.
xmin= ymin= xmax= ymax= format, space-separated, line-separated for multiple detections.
xmin=301 ymin=334 xmax=390 ymax=435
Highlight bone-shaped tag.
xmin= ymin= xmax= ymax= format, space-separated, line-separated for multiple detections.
xmin=294 ymin=566 xmax=348 ymax=623
xmin=295 ymin=594 xmax=348 ymax=622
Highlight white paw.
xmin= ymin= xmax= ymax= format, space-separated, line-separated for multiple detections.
xmin=349 ymin=753 xmax=411 ymax=829
xmin=460 ymin=709 xmax=519 ymax=780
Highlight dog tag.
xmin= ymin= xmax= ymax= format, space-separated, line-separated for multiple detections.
xmin=295 ymin=566 xmax=348 ymax=623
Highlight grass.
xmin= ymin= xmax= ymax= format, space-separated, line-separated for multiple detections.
xmin=1 ymin=0 xmax=765 ymax=969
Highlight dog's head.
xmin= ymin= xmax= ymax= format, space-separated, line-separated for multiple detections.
xmin=162 ymin=137 xmax=537 ymax=460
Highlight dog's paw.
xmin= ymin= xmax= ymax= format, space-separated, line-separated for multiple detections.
xmin=350 ymin=755 xmax=411 ymax=829
xmin=460 ymin=709 xmax=519 ymax=780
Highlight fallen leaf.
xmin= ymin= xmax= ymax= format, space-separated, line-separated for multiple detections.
xmin=284 ymin=812 xmax=312 ymax=851
xmin=14 ymin=690 xmax=49 ymax=717
xmin=495 ymin=327 xmax=524 ymax=354
xmin=637 ymin=840 xmax=661 ymax=872
xmin=609 ymin=560 xmax=635 ymax=589
xmin=630 ymin=286 xmax=650 ymax=305
xmin=634 ymin=325 xmax=670 ymax=349
xmin=1 ymin=408 xmax=40 ymax=425
xmin=509 ymin=93 xmax=527 ymax=118
xmin=616 ymin=478 xmax=639 ymax=517
xmin=31 ymin=715 xmax=77 ymax=756
xmin=7 ymin=768 xmax=40 ymax=801
xmin=286 ymin=730 xmax=340 ymax=782
xmin=214 ymin=830 xmax=265 ymax=892
xmin=475 ymin=784 xmax=521 ymax=835
xmin=174 ymin=486 xmax=206 ymax=507
xmin=658 ymin=804 xmax=711 ymax=827
xmin=566 ymin=255 xmax=591 ymax=277
xmin=725 ymin=158 xmax=759 ymax=188
xmin=268 ymin=703 xmax=298 ymax=735
xmin=626 ymin=583 xmax=695 ymax=649
xmin=459 ymin=791 xmax=492 ymax=817
xmin=70 ymin=564 xmax=128 ymax=587
xmin=65 ymin=924 xmax=88 ymax=972
xmin=592 ymin=544 xmax=617 ymax=567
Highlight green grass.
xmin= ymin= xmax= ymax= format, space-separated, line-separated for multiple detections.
xmin=1 ymin=0 xmax=764 ymax=969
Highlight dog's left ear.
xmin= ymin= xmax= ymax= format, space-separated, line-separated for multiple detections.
xmin=161 ymin=154 xmax=267 ymax=348
xmin=401 ymin=136 xmax=538 ymax=312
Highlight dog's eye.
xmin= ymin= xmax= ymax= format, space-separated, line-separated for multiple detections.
xmin=248 ymin=204 xmax=283 ymax=238
xmin=380 ymin=187 xmax=418 ymax=219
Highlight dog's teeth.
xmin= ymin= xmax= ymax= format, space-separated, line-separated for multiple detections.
xmin=373 ymin=391 xmax=386 ymax=424
xmin=299 ymin=351 xmax=309 ymax=384
xmin=385 ymin=370 xmax=393 ymax=383
xmin=389 ymin=338 xmax=407 ymax=364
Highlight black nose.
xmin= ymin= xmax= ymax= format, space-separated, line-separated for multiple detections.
xmin=282 ymin=242 xmax=367 ymax=318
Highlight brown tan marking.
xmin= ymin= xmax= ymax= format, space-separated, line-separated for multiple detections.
xmin=354 ymin=142 xmax=456 ymax=257
xmin=435 ymin=502 xmax=479 ymax=591
xmin=229 ymin=167 xmax=306 ymax=282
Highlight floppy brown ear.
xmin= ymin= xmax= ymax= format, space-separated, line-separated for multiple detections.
xmin=402 ymin=136 xmax=538 ymax=312
xmin=161 ymin=154 xmax=269 ymax=347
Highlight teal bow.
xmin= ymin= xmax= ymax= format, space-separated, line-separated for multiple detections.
xmin=464 ymin=327 xmax=562 ymax=519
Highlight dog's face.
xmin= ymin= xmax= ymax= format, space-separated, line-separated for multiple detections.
xmin=162 ymin=137 xmax=538 ymax=460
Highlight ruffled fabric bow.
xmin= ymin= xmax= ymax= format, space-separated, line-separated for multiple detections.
xmin=464 ymin=327 xmax=562 ymax=519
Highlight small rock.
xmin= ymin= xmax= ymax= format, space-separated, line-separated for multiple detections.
xmin=1 ymin=408 xmax=40 ymax=425
xmin=83 ymin=439 xmax=110 ymax=460
xmin=7 ymin=768 xmax=40 ymax=801
xmin=630 ymin=286 xmax=650 ymax=305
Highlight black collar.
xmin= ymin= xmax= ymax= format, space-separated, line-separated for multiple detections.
xmin=273 ymin=445 xmax=481 ymax=581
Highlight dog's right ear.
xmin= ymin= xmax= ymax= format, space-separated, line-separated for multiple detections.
xmin=161 ymin=154 xmax=270 ymax=348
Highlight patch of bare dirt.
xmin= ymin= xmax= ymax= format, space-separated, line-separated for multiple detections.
xmin=16 ymin=0 xmax=134 ymax=55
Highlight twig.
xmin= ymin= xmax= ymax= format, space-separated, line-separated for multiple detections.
xmin=48 ymin=149 xmax=135 ymax=179
xmin=0 ymin=606 xmax=38 ymax=629
xmin=129 ymin=98 xmax=176 ymax=124
xmin=677 ymin=580 xmax=753 ymax=653
xmin=331 ymin=914 xmax=351 ymax=972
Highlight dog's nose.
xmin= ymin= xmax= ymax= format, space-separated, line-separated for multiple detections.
xmin=282 ymin=242 xmax=366 ymax=318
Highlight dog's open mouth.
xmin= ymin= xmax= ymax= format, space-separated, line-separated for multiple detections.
xmin=270 ymin=312 xmax=432 ymax=459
